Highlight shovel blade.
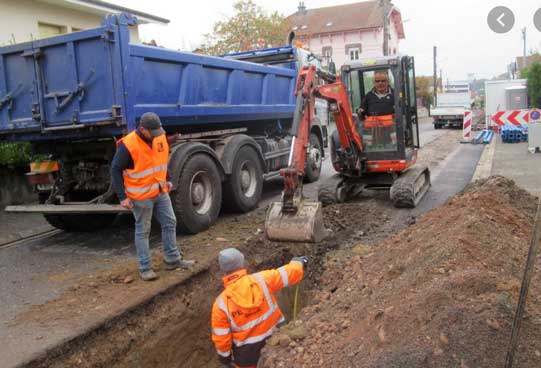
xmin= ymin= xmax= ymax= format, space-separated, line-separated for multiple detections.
xmin=265 ymin=200 xmax=325 ymax=243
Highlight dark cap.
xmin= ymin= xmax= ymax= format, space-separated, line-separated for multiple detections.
xmin=139 ymin=112 xmax=165 ymax=137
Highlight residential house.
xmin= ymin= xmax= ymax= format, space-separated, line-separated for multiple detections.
xmin=287 ymin=1 xmax=405 ymax=69
xmin=516 ymin=54 xmax=541 ymax=73
xmin=0 ymin=0 xmax=168 ymax=46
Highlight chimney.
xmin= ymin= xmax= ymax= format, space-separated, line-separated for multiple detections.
xmin=298 ymin=1 xmax=307 ymax=14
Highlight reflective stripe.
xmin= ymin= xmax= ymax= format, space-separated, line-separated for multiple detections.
xmin=123 ymin=164 xmax=168 ymax=179
xmin=125 ymin=182 xmax=166 ymax=194
xmin=216 ymin=349 xmax=231 ymax=357
xmin=233 ymin=325 xmax=277 ymax=347
xmin=278 ymin=266 xmax=289 ymax=287
xmin=218 ymin=275 xmax=279 ymax=333
xmin=212 ymin=327 xmax=231 ymax=336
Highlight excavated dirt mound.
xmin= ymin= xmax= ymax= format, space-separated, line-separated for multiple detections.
xmin=260 ymin=176 xmax=541 ymax=368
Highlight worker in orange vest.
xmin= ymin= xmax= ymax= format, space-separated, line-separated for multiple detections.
xmin=111 ymin=112 xmax=194 ymax=281
xmin=211 ymin=248 xmax=308 ymax=367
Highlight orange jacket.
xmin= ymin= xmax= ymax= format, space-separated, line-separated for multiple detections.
xmin=211 ymin=261 xmax=304 ymax=367
xmin=117 ymin=131 xmax=169 ymax=200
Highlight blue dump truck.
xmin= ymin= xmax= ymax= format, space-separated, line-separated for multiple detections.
xmin=0 ymin=13 xmax=327 ymax=234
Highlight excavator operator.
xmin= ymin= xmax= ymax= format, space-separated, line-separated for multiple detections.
xmin=356 ymin=70 xmax=394 ymax=117
xmin=356 ymin=70 xmax=397 ymax=149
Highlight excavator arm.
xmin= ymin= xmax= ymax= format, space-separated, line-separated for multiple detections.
xmin=265 ymin=65 xmax=334 ymax=243
xmin=279 ymin=65 xmax=318 ymax=213
xmin=281 ymin=64 xmax=365 ymax=212
xmin=316 ymin=81 xmax=365 ymax=176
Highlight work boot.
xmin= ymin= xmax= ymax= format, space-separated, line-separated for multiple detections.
xmin=140 ymin=269 xmax=159 ymax=281
xmin=164 ymin=259 xmax=196 ymax=270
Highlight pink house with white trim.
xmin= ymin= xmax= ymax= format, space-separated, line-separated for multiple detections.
xmin=287 ymin=1 xmax=405 ymax=69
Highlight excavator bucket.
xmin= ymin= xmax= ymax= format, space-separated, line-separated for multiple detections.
xmin=265 ymin=199 xmax=326 ymax=243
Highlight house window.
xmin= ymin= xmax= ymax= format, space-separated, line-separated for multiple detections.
xmin=346 ymin=44 xmax=362 ymax=61
xmin=322 ymin=46 xmax=332 ymax=64
xmin=349 ymin=48 xmax=360 ymax=61
xmin=38 ymin=22 xmax=67 ymax=39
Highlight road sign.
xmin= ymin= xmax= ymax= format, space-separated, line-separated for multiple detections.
xmin=491 ymin=110 xmax=529 ymax=126
xmin=530 ymin=109 xmax=541 ymax=122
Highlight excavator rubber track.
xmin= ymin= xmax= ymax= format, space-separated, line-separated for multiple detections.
xmin=389 ymin=165 xmax=431 ymax=208
xmin=318 ymin=174 xmax=347 ymax=206
xmin=317 ymin=175 xmax=366 ymax=206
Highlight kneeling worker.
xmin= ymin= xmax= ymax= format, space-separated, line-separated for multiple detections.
xmin=211 ymin=248 xmax=308 ymax=368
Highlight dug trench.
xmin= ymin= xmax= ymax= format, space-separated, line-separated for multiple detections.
xmin=16 ymin=129 xmax=463 ymax=367
xmin=20 ymin=192 xmax=402 ymax=368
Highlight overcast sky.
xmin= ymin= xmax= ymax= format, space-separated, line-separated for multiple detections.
xmin=114 ymin=0 xmax=541 ymax=81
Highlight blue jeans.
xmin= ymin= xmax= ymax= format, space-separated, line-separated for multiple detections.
xmin=131 ymin=193 xmax=181 ymax=271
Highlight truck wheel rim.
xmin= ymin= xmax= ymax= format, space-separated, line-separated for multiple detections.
xmin=239 ymin=160 xmax=257 ymax=198
xmin=190 ymin=171 xmax=212 ymax=214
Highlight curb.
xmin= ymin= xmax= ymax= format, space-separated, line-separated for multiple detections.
xmin=471 ymin=139 xmax=496 ymax=182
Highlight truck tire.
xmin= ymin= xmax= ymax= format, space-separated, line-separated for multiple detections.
xmin=222 ymin=145 xmax=263 ymax=213
xmin=171 ymin=153 xmax=222 ymax=234
xmin=304 ymin=132 xmax=323 ymax=183
xmin=39 ymin=194 xmax=117 ymax=232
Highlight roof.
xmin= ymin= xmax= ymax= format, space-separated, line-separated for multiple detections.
xmin=36 ymin=0 xmax=169 ymax=25
xmin=287 ymin=1 xmax=404 ymax=39
xmin=516 ymin=54 xmax=541 ymax=70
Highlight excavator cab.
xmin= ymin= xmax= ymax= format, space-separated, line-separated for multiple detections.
xmin=331 ymin=56 xmax=420 ymax=169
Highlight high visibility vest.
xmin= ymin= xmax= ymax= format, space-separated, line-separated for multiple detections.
xmin=364 ymin=114 xmax=395 ymax=128
xmin=211 ymin=261 xmax=304 ymax=367
xmin=117 ymin=131 xmax=169 ymax=201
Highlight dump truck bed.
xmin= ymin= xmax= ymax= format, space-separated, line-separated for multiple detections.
xmin=0 ymin=14 xmax=296 ymax=142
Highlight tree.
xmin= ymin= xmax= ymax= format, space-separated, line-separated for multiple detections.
xmin=415 ymin=76 xmax=433 ymax=107
xmin=200 ymin=0 xmax=289 ymax=55
xmin=522 ymin=62 xmax=541 ymax=108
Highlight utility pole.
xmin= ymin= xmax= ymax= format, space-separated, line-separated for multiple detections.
xmin=433 ymin=46 xmax=437 ymax=105
xmin=522 ymin=27 xmax=527 ymax=69
xmin=380 ymin=0 xmax=390 ymax=56
xmin=440 ymin=69 xmax=443 ymax=92
xmin=522 ymin=27 xmax=527 ymax=59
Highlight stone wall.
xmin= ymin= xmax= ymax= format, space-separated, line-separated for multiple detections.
xmin=0 ymin=168 xmax=36 ymax=207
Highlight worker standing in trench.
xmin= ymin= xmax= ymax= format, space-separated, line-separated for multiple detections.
xmin=111 ymin=112 xmax=194 ymax=281
xmin=211 ymin=248 xmax=308 ymax=367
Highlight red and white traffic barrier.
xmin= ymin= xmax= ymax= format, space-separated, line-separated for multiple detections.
xmin=490 ymin=109 xmax=529 ymax=127
xmin=463 ymin=110 xmax=472 ymax=140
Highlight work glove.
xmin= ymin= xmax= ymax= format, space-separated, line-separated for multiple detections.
xmin=292 ymin=256 xmax=309 ymax=268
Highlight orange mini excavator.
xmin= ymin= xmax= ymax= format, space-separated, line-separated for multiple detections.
xmin=265 ymin=56 xmax=430 ymax=243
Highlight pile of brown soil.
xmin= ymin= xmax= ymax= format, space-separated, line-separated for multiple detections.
xmin=260 ymin=176 xmax=541 ymax=368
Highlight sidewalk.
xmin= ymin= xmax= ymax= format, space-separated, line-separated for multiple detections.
xmin=490 ymin=137 xmax=541 ymax=198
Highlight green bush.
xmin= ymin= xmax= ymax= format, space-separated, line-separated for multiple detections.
xmin=0 ymin=142 xmax=33 ymax=168
xmin=521 ymin=61 xmax=541 ymax=108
